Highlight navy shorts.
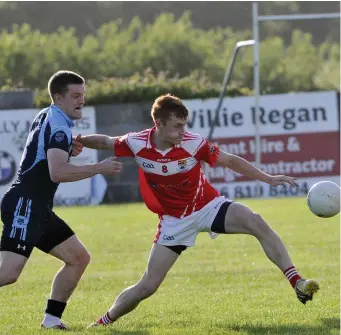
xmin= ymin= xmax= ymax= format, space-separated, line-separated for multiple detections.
xmin=0 ymin=193 xmax=74 ymax=258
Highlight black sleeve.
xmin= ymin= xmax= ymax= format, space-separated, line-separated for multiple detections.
xmin=48 ymin=131 xmax=71 ymax=153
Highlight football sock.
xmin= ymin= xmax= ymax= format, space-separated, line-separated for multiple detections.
xmin=283 ymin=266 xmax=302 ymax=288
xmin=96 ymin=312 xmax=114 ymax=325
xmin=45 ymin=299 xmax=67 ymax=318
xmin=42 ymin=299 xmax=67 ymax=326
xmin=42 ymin=314 xmax=62 ymax=327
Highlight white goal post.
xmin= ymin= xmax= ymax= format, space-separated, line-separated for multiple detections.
xmin=252 ymin=1 xmax=340 ymax=171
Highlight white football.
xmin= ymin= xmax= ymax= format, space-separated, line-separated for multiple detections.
xmin=307 ymin=181 xmax=340 ymax=218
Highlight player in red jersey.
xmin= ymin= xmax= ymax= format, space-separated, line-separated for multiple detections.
xmin=73 ymin=94 xmax=319 ymax=328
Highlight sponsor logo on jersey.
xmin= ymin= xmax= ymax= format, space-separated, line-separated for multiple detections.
xmin=163 ymin=235 xmax=175 ymax=241
xmin=142 ymin=162 xmax=155 ymax=169
xmin=178 ymin=159 xmax=187 ymax=171
xmin=157 ymin=158 xmax=172 ymax=162
xmin=55 ymin=132 xmax=65 ymax=142
xmin=209 ymin=143 xmax=215 ymax=153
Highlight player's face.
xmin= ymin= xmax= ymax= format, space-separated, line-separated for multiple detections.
xmin=55 ymin=84 xmax=85 ymax=120
xmin=160 ymin=115 xmax=188 ymax=145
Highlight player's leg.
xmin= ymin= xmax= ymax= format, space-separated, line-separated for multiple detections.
xmin=37 ymin=211 xmax=90 ymax=329
xmin=0 ymin=251 xmax=28 ymax=286
xmin=211 ymin=201 xmax=319 ymax=304
xmin=47 ymin=235 xmax=90 ymax=302
xmin=89 ymin=243 xmax=181 ymax=327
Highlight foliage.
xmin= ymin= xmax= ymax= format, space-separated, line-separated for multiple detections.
xmin=0 ymin=13 xmax=339 ymax=104
xmin=34 ymin=71 xmax=252 ymax=108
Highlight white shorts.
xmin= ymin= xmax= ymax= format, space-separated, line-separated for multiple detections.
xmin=154 ymin=196 xmax=229 ymax=247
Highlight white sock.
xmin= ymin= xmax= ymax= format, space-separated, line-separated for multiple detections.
xmin=208 ymin=231 xmax=219 ymax=239
xmin=42 ymin=313 xmax=62 ymax=327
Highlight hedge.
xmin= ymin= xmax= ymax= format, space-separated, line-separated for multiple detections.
xmin=34 ymin=71 xmax=252 ymax=108
xmin=0 ymin=12 xmax=339 ymax=99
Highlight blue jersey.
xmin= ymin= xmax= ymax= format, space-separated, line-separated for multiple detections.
xmin=7 ymin=104 xmax=74 ymax=204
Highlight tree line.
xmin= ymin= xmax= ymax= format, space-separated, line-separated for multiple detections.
xmin=0 ymin=13 xmax=339 ymax=106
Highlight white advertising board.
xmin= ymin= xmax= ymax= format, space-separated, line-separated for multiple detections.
xmin=0 ymin=107 xmax=106 ymax=205
xmin=185 ymin=91 xmax=340 ymax=198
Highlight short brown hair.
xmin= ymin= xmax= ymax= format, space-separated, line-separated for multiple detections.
xmin=151 ymin=94 xmax=189 ymax=124
xmin=48 ymin=70 xmax=85 ymax=101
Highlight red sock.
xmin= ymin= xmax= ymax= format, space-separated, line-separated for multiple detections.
xmin=96 ymin=312 xmax=113 ymax=325
xmin=284 ymin=266 xmax=301 ymax=288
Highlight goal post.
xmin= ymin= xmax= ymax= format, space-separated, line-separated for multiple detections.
xmin=252 ymin=1 xmax=340 ymax=170
xmin=207 ymin=39 xmax=255 ymax=142
xmin=205 ymin=3 xmax=339 ymax=192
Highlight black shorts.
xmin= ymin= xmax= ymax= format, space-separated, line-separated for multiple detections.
xmin=211 ymin=200 xmax=234 ymax=234
xmin=0 ymin=193 xmax=75 ymax=258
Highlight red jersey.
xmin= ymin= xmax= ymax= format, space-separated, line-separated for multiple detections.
xmin=114 ymin=127 xmax=220 ymax=218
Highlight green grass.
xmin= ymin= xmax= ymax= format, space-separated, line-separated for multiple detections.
xmin=0 ymin=198 xmax=339 ymax=335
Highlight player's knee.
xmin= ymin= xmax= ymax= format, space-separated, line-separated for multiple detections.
xmin=247 ymin=212 xmax=270 ymax=236
xmin=139 ymin=280 xmax=160 ymax=299
xmin=68 ymin=248 xmax=91 ymax=268
xmin=78 ymin=249 xmax=91 ymax=268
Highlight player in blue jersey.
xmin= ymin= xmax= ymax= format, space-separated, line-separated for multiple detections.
xmin=0 ymin=71 xmax=122 ymax=330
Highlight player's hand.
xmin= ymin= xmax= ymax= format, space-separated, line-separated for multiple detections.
xmin=98 ymin=156 xmax=123 ymax=175
xmin=268 ymin=175 xmax=298 ymax=187
xmin=72 ymin=134 xmax=83 ymax=157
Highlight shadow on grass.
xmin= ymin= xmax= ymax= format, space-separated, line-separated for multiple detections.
xmin=70 ymin=324 xmax=150 ymax=335
xmin=215 ymin=317 xmax=340 ymax=335
xmin=72 ymin=318 xmax=340 ymax=335
xmin=320 ymin=318 xmax=340 ymax=329
xmin=107 ymin=331 xmax=149 ymax=335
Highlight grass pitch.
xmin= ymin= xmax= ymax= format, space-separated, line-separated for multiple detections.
xmin=0 ymin=198 xmax=339 ymax=335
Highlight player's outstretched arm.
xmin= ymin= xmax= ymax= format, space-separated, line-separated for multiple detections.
xmin=74 ymin=134 xmax=117 ymax=152
xmin=216 ymin=149 xmax=297 ymax=187
xmin=47 ymin=148 xmax=122 ymax=183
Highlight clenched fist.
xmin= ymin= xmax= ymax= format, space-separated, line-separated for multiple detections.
xmin=97 ymin=156 xmax=123 ymax=176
